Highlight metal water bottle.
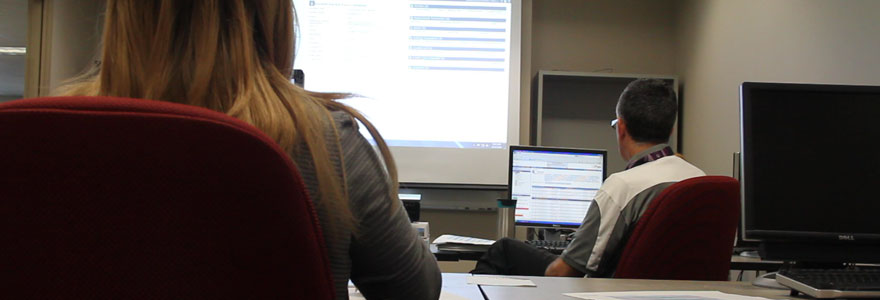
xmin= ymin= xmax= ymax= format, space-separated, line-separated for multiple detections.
xmin=496 ymin=199 xmax=517 ymax=239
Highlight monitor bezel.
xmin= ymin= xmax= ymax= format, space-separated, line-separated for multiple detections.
xmin=508 ymin=145 xmax=608 ymax=229
xmin=740 ymin=81 xmax=880 ymax=244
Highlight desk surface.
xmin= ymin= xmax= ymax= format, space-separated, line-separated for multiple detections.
xmin=475 ymin=275 xmax=795 ymax=300
xmin=730 ymin=255 xmax=784 ymax=271
xmin=433 ymin=244 xmax=784 ymax=272
xmin=441 ymin=273 xmax=484 ymax=300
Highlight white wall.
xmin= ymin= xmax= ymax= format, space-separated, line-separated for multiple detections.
xmin=675 ymin=0 xmax=880 ymax=175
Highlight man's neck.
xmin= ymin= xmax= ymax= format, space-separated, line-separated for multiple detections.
xmin=624 ymin=143 xmax=673 ymax=170
xmin=628 ymin=143 xmax=658 ymax=159
xmin=624 ymin=142 xmax=659 ymax=161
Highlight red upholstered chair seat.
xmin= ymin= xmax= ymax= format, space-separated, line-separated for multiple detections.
xmin=613 ymin=176 xmax=740 ymax=281
xmin=0 ymin=96 xmax=334 ymax=299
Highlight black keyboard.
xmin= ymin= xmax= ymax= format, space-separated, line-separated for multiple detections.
xmin=524 ymin=240 xmax=570 ymax=254
xmin=777 ymin=268 xmax=880 ymax=298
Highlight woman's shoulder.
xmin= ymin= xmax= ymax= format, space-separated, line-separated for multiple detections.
xmin=329 ymin=110 xmax=357 ymax=131
xmin=327 ymin=109 xmax=376 ymax=169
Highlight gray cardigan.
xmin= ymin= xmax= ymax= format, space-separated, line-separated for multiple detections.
xmin=291 ymin=111 xmax=441 ymax=300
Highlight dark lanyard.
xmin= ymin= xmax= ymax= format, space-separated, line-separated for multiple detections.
xmin=625 ymin=146 xmax=674 ymax=170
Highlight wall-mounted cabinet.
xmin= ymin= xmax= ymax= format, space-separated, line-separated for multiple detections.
xmin=532 ymin=71 xmax=679 ymax=173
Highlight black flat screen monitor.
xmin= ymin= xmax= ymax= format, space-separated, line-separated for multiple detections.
xmin=740 ymin=82 xmax=880 ymax=262
xmin=508 ymin=146 xmax=607 ymax=228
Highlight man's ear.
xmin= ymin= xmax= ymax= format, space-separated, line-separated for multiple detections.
xmin=617 ymin=118 xmax=627 ymax=139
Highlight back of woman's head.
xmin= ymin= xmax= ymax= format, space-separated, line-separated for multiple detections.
xmin=61 ymin=0 xmax=399 ymax=234
xmin=69 ymin=1 xmax=299 ymax=142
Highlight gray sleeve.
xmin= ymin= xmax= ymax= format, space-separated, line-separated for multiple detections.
xmin=593 ymin=182 xmax=676 ymax=277
xmin=560 ymin=181 xmax=677 ymax=278
xmin=336 ymin=113 xmax=442 ymax=300
xmin=559 ymin=202 xmax=601 ymax=276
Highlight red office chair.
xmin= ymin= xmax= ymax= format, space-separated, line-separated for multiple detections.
xmin=613 ymin=176 xmax=740 ymax=281
xmin=0 ymin=96 xmax=335 ymax=299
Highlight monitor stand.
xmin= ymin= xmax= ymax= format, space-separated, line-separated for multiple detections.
xmin=751 ymin=272 xmax=787 ymax=290
xmin=738 ymin=250 xmax=760 ymax=258
xmin=526 ymin=227 xmax=575 ymax=241
xmin=542 ymin=229 xmax=568 ymax=241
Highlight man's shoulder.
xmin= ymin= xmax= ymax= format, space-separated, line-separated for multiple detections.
xmin=599 ymin=156 xmax=705 ymax=201
xmin=622 ymin=155 xmax=705 ymax=179
xmin=594 ymin=173 xmax=631 ymax=206
xmin=659 ymin=155 xmax=706 ymax=177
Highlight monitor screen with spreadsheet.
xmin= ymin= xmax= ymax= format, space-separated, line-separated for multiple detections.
xmin=509 ymin=146 xmax=607 ymax=228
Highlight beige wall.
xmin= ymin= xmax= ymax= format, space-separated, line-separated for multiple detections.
xmin=43 ymin=0 xmax=104 ymax=93
xmin=528 ymin=0 xmax=880 ymax=175
xmin=520 ymin=0 xmax=678 ymax=147
xmin=675 ymin=0 xmax=880 ymax=175
xmin=519 ymin=0 xmax=533 ymax=145
xmin=530 ymin=0 xmax=678 ymax=76
xmin=0 ymin=95 xmax=21 ymax=102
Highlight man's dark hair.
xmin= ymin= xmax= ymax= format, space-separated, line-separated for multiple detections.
xmin=616 ymin=79 xmax=677 ymax=144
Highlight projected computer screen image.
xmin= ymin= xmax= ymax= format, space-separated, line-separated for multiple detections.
xmin=292 ymin=0 xmax=522 ymax=184
xmin=292 ymin=0 xmax=516 ymax=149
xmin=509 ymin=146 xmax=607 ymax=228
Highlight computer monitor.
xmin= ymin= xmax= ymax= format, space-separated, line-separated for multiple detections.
xmin=740 ymin=82 xmax=880 ymax=263
xmin=508 ymin=146 xmax=607 ymax=228
xmin=732 ymin=152 xmax=759 ymax=253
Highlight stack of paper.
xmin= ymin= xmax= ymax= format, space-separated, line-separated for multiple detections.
xmin=563 ymin=291 xmax=775 ymax=300
xmin=433 ymin=234 xmax=496 ymax=252
xmin=349 ymin=288 xmax=472 ymax=300
xmin=466 ymin=276 xmax=537 ymax=287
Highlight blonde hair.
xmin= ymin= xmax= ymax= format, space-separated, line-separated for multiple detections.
xmin=58 ymin=0 xmax=398 ymax=236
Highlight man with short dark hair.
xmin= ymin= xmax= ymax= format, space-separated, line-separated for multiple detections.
xmin=472 ymin=79 xmax=705 ymax=277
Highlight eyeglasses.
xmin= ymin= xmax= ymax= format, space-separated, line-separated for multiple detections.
xmin=610 ymin=119 xmax=618 ymax=129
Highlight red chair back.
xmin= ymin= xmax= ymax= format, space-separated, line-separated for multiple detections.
xmin=0 ymin=96 xmax=334 ymax=299
xmin=613 ymin=176 xmax=740 ymax=281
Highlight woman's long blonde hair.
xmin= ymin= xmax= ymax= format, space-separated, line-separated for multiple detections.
xmin=58 ymin=0 xmax=397 ymax=235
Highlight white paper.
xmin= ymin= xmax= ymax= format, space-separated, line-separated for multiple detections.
xmin=439 ymin=291 xmax=474 ymax=300
xmin=466 ymin=276 xmax=537 ymax=287
xmin=350 ymin=288 xmax=471 ymax=300
xmin=433 ymin=234 xmax=495 ymax=246
xmin=563 ymin=290 xmax=774 ymax=300
xmin=348 ymin=287 xmax=366 ymax=300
